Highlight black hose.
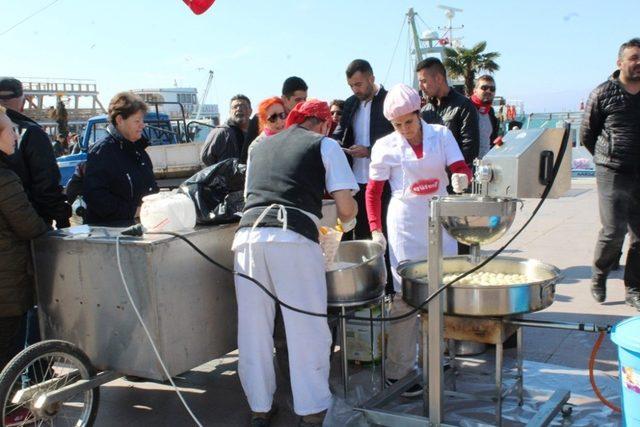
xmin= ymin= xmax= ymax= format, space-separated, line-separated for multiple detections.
xmin=143 ymin=123 xmax=571 ymax=322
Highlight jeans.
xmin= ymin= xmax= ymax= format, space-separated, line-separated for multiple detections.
xmin=0 ymin=316 xmax=24 ymax=371
xmin=593 ymin=165 xmax=640 ymax=295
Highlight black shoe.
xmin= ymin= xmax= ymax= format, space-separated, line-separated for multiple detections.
xmin=385 ymin=378 xmax=424 ymax=398
xmin=251 ymin=405 xmax=278 ymax=427
xmin=298 ymin=410 xmax=326 ymax=427
xmin=591 ymin=283 xmax=606 ymax=303
xmin=625 ymin=294 xmax=640 ymax=311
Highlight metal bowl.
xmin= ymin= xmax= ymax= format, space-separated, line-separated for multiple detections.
xmin=439 ymin=195 xmax=519 ymax=245
xmin=399 ymin=256 xmax=561 ymax=316
xmin=326 ymin=241 xmax=387 ymax=307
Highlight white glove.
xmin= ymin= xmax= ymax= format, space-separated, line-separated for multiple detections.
xmin=451 ymin=173 xmax=469 ymax=194
xmin=338 ymin=217 xmax=357 ymax=233
xmin=372 ymin=230 xmax=387 ymax=251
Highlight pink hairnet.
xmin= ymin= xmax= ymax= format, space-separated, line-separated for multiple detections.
xmin=383 ymin=83 xmax=421 ymax=121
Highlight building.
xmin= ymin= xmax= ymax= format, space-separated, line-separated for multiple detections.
xmin=132 ymin=87 xmax=219 ymax=123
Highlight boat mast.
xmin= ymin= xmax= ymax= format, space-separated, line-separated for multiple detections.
xmin=195 ymin=70 xmax=214 ymax=120
xmin=407 ymin=8 xmax=423 ymax=89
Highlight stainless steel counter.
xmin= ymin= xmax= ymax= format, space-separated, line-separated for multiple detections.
xmin=32 ymin=224 xmax=238 ymax=380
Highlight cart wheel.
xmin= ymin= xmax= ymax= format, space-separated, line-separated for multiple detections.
xmin=0 ymin=340 xmax=99 ymax=427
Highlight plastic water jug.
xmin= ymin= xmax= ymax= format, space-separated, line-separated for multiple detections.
xmin=140 ymin=192 xmax=197 ymax=232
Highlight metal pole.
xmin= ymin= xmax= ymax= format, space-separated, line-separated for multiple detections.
xmin=427 ymin=199 xmax=444 ymax=423
xmin=517 ymin=326 xmax=524 ymax=406
xmin=341 ymin=305 xmax=348 ymax=399
xmin=495 ymin=332 xmax=504 ymax=427
xmin=421 ymin=315 xmax=429 ymax=415
xmin=381 ymin=297 xmax=386 ymax=388
xmin=504 ymin=318 xmax=610 ymax=333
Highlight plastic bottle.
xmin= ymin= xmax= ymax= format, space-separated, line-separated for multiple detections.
xmin=140 ymin=192 xmax=197 ymax=232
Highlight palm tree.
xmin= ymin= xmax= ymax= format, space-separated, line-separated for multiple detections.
xmin=443 ymin=41 xmax=500 ymax=96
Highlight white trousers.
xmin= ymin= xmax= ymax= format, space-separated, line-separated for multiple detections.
xmin=385 ymin=294 xmax=419 ymax=379
xmin=234 ymin=240 xmax=332 ymax=416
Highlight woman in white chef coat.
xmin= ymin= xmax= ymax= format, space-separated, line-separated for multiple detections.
xmin=365 ymin=83 xmax=472 ymax=395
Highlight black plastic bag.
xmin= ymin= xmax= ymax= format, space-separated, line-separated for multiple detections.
xmin=178 ymin=158 xmax=246 ymax=225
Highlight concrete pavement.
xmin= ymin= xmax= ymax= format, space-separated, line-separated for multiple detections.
xmin=91 ymin=177 xmax=634 ymax=426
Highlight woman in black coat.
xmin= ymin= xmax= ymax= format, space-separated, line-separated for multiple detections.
xmin=83 ymin=92 xmax=158 ymax=226
xmin=0 ymin=106 xmax=48 ymax=369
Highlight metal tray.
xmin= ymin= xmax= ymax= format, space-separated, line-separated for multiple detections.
xmin=398 ymin=256 xmax=561 ymax=316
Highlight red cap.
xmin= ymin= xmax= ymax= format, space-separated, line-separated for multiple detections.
xmin=285 ymin=99 xmax=332 ymax=128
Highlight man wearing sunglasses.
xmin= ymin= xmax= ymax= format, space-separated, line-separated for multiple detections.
xmin=470 ymin=75 xmax=500 ymax=158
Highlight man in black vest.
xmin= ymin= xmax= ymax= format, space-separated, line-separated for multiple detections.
xmin=332 ymin=59 xmax=394 ymax=240
xmin=233 ymin=100 xmax=358 ymax=427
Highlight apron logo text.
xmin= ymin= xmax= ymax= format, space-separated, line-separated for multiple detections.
xmin=410 ymin=178 xmax=440 ymax=195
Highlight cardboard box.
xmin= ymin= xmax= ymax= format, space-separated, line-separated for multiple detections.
xmin=345 ymin=307 xmax=386 ymax=362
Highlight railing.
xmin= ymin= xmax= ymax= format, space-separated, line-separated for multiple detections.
xmin=22 ymin=108 xmax=103 ymax=123
xmin=22 ymin=81 xmax=98 ymax=94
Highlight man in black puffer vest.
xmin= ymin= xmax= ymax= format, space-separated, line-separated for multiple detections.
xmin=581 ymin=38 xmax=640 ymax=310
xmin=233 ymin=100 xmax=358 ymax=427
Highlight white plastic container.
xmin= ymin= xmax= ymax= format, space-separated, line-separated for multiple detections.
xmin=140 ymin=192 xmax=197 ymax=232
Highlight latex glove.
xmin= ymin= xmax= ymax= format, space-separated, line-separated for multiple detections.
xmin=371 ymin=229 xmax=387 ymax=251
xmin=337 ymin=217 xmax=357 ymax=233
xmin=451 ymin=173 xmax=469 ymax=194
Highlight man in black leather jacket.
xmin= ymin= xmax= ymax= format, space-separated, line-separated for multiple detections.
xmin=0 ymin=77 xmax=70 ymax=228
xmin=581 ymin=38 xmax=640 ymax=310
xmin=416 ymin=58 xmax=479 ymax=166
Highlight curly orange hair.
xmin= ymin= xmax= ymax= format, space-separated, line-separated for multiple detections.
xmin=257 ymin=96 xmax=285 ymax=132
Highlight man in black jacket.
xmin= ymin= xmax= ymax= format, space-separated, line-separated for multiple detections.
xmin=416 ymin=58 xmax=480 ymax=166
xmin=0 ymin=77 xmax=70 ymax=228
xmin=332 ymin=59 xmax=394 ymax=240
xmin=200 ymin=94 xmax=251 ymax=166
xmin=581 ymin=38 xmax=640 ymax=310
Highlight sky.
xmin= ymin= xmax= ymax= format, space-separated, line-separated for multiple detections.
xmin=1 ymin=0 xmax=638 ymax=119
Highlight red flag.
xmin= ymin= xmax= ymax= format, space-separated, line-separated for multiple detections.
xmin=183 ymin=0 xmax=215 ymax=15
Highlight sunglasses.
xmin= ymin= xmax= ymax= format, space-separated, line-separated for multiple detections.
xmin=480 ymin=85 xmax=496 ymax=92
xmin=267 ymin=112 xmax=287 ymax=123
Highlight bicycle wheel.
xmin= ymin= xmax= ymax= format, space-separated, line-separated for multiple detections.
xmin=0 ymin=340 xmax=99 ymax=427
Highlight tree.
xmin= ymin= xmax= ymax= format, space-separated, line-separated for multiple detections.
xmin=443 ymin=41 xmax=500 ymax=96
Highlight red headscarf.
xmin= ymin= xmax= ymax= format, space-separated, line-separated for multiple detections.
xmin=285 ymin=99 xmax=332 ymax=128
xmin=183 ymin=0 xmax=215 ymax=15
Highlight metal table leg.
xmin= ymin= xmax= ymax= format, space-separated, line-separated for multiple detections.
xmin=341 ymin=305 xmax=348 ymax=399
xmin=517 ymin=326 xmax=524 ymax=406
xmin=496 ymin=338 xmax=504 ymax=427
xmin=380 ymin=296 xmax=386 ymax=389
xmin=448 ymin=339 xmax=457 ymax=392
xmin=421 ymin=315 xmax=429 ymax=414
